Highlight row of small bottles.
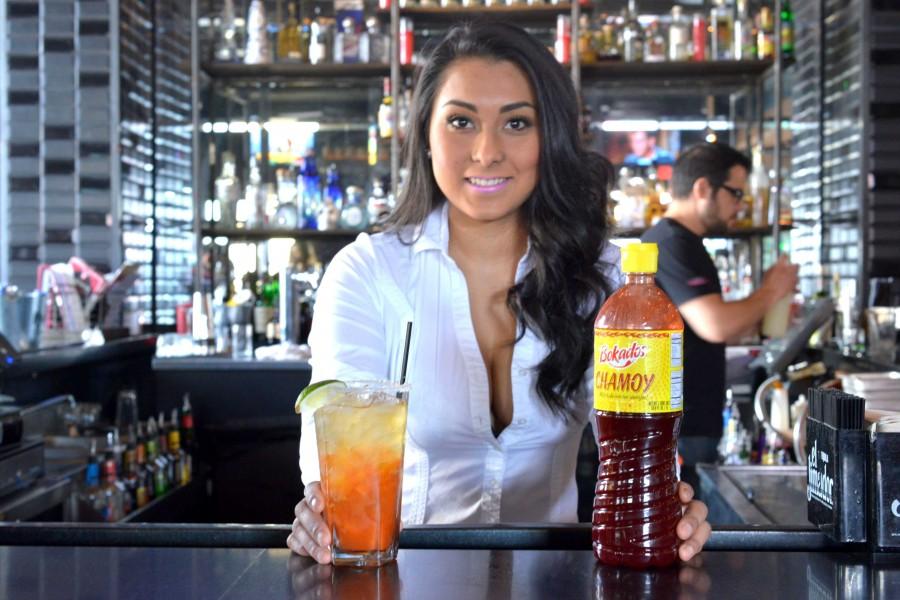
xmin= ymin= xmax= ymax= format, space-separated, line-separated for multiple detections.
xmin=211 ymin=0 xmax=391 ymax=65
xmin=209 ymin=153 xmax=393 ymax=232
xmin=564 ymin=0 xmax=793 ymax=65
xmin=77 ymin=396 xmax=195 ymax=523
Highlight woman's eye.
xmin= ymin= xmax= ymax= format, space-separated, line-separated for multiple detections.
xmin=448 ymin=116 xmax=472 ymax=129
xmin=507 ymin=117 xmax=532 ymax=131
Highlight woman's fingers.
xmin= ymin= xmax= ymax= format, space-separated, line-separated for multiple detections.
xmin=677 ymin=499 xmax=708 ymax=539
xmin=678 ymin=520 xmax=711 ymax=562
xmin=678 ymin=481 xmax=695 ymax=504
xmin=676 ymin=498 xmax=710 ymax=562
xmin=286 ymin=483 xmax=332 ymax=564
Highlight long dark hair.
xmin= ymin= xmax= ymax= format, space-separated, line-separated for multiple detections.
xmin=387 ymin=21 xmax=615 ymax=419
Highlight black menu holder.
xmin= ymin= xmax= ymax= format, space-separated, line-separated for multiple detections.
xmin=806 ymin=417 xmax=868 ymax=543
xmin=869 ymin=429 xmax=900 ymax=551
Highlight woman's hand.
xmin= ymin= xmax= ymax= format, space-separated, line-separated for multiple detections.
xmin=286 ymin=482 xmax=332 ymax=564
xmin=675 ymin=481 xmax=711 ymax=562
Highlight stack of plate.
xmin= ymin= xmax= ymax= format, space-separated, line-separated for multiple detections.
xmin=841 ymin=371 xmax=900 ymax=413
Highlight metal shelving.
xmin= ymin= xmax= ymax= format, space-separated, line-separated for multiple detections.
xmin=201 ymin=62 xmax=391 ymax=81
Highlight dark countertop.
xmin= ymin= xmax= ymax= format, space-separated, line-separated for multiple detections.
xmin=3 ymin=545 xmax=898 ymax=600
xmin=152 ymin=357 xmax=312 ymax=371
xmin=0 ymin=335 xmax=157 ymax=376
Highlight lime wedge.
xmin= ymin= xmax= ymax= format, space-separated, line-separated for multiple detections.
xmin=294 ymin=379 xmax=348 ymax=415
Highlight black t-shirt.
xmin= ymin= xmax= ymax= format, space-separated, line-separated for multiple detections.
xmin=641 ymin=218 xmax=725 ymax=438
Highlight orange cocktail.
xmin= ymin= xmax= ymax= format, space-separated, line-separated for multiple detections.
xmin=314 ymin=382 xmax=408 ymax=567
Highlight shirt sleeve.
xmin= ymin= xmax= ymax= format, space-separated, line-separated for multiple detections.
xmin=653 ymin=234 xmax=720 ymax=307
xmin=299 ymin=234 xmax=389 ymax=485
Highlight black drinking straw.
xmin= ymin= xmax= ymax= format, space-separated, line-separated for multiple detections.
xmin=399 ymin=321 xmax=413 ymax=385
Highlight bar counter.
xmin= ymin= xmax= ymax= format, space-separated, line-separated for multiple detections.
xmin=3 ymin=524 xmax=898 ymax=599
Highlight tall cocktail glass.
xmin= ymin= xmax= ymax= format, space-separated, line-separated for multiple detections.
xmin=314 ymin=381 xmax=409 ymax=567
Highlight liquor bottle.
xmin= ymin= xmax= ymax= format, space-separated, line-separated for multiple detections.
xmin=79 ymin=444 xmax=105 ymax=519
xmin=215 ymin=152 xmax=241 ymax=228
xmin=578 ymin=15 xmax=597 ymax=65
xmin=214 ymin=0 xmax=239 ymax=61
xmin=780 ymin=0 xmax=794 ymax=59
xmin=364 ymin=18 xmax=390 ymax=65
xmin=298 ymin=19 xmax=311 ymax=63
xmin=621 ymin=1 xmax=644 ymax=63
xmin=134 ymin=428 xmax=150 ymax=509
xmin=367 ymin=120 xmax=379 ymax=167
xmin=593 ymin=243 xmax=684 ymax=568
xmin=245 ymin=0 xmax=271 ymax=64
xmin=334 ymin=16 xmax=362 ymax=64
xmin=733 ymin=0 xmax=755 ymax=60
xmin=277 ymin=1 xmax=302 ymax=61
xmin=150 ymin=416 xmax=170 ymax=496
xmin=101 ymin=459 xmax=125 ymax=522
xmin=378 ymin=78 xmax=393 ymax=139
xmin=121 ymin=448 xmax=138 ymax=515
xmin=242 ymin=158 xmax=266 ymax=229
xmin=180 ymin=394 xmax=195 ymax=454
xmin=318 ymin=164 xmax=343 ymax=230
xmin=692 ymin=13 xmax=707 ymax=61
xmin=298 ymin=152 xmax=322 ymax=229
xmin=668 ymin=6 xmax=691 ymax=62
xmin=644 ymin=20 xmax=666 ymax=63
xmin=309 ymin=17 xmax=330 ymax=65
xmin=367 ymin=176 xmax=391 ymax=227
xmin=399 ymin=17 xmax=414 ymax=66
xmin=710 ymin=0 xmax=733 ymax=61
xmin=143 ymin=419 xmax=159 ymax=503
xmin=756 ymin=7 xmax=775 ymax=60
xmin=168 ymin=425 xmax=191 ymax=487
xmin=340 ymin=186 xmax=369 ymax=230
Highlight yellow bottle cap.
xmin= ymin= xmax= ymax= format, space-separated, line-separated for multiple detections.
xmin=621 ymin=242 xmax=658 ymax=274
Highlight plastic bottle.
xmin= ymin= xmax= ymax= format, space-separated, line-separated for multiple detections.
xmin=592 ymin=243 xmax=684 ymax=568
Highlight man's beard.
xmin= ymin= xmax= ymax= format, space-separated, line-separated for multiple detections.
xmin=701 ymin=202 xmax=729 ymax=235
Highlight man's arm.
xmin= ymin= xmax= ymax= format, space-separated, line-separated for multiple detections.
xmin=679 ymin=291 xmax=773 ymax=343
xmin=679 ymin=257 xmax=799 ymax=344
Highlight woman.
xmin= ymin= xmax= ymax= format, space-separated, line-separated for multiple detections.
xmin=288 ymin=21 xmax=710 ymax=564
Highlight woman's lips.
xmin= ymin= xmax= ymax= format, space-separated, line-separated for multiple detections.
xmin=465 ymin=176 xmax=511 ymax=193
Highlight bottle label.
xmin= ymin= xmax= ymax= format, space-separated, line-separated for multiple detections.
xmin=593 ymin=329 xmax=683 ymax=413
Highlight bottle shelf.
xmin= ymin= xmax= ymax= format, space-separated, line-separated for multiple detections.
xmin=202 ymin=62 xmax=391 ymax=82
xmin=201 ymin=227 xmax=372 ymax=241
xmin=382 ymin=4 xmax=572 ymax=23
xmin=581 ymin=59 xmax=774 ymax=90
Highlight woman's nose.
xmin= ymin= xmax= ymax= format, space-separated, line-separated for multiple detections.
xmin=470 ymin=130 xmax=505 ymax=166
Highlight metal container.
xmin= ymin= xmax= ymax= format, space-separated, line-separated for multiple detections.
xmin=0 ymin=288 xmax=46 ymax=352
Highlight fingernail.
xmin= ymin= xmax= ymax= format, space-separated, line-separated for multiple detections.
xmin=309 ymin=497 xmax=317 ymax=509
xmin=317 ymin=531 xmax=326 ymax=545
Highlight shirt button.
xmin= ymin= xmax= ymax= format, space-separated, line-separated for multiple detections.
xmin=517 ymin=418 xmax=526 ymax=425
xmin=518 ymin=368 xmax=529 ymax=376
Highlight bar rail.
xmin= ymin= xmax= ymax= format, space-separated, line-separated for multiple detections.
xmin=0 ymin=523 xmax=870 ymax=552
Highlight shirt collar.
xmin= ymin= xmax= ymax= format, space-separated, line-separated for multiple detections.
xmin=411 ymin=202 xmax=450 ymax=255
xmin=410 ymin=201 xmax=532 ymax=281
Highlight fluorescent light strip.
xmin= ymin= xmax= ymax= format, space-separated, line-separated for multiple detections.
xmin=200 ymin=121 xmax=321 ymax=134
xmin=600 ymin=120 xmax=734 ymax=132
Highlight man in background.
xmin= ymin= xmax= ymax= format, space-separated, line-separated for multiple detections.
xmin=642 ymin=142 xmax=798 ymax=490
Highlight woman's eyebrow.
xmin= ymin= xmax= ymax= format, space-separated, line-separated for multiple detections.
xmin=439 ymin=100 xmax=535 ymax=113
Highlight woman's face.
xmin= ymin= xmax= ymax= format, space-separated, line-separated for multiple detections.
xmin=427 ymin=58 xmax=540 ymax=226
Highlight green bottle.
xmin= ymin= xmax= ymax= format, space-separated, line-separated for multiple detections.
xmin=780 ymin=0 xmax=794 ymax=58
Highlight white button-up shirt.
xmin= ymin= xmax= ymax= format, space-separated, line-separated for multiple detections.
xmin=301 ymin=202 xmax=622 ymax=524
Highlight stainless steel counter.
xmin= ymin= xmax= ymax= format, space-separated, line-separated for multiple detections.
xmin=698 ymin=465 xmax=809 ymax=526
